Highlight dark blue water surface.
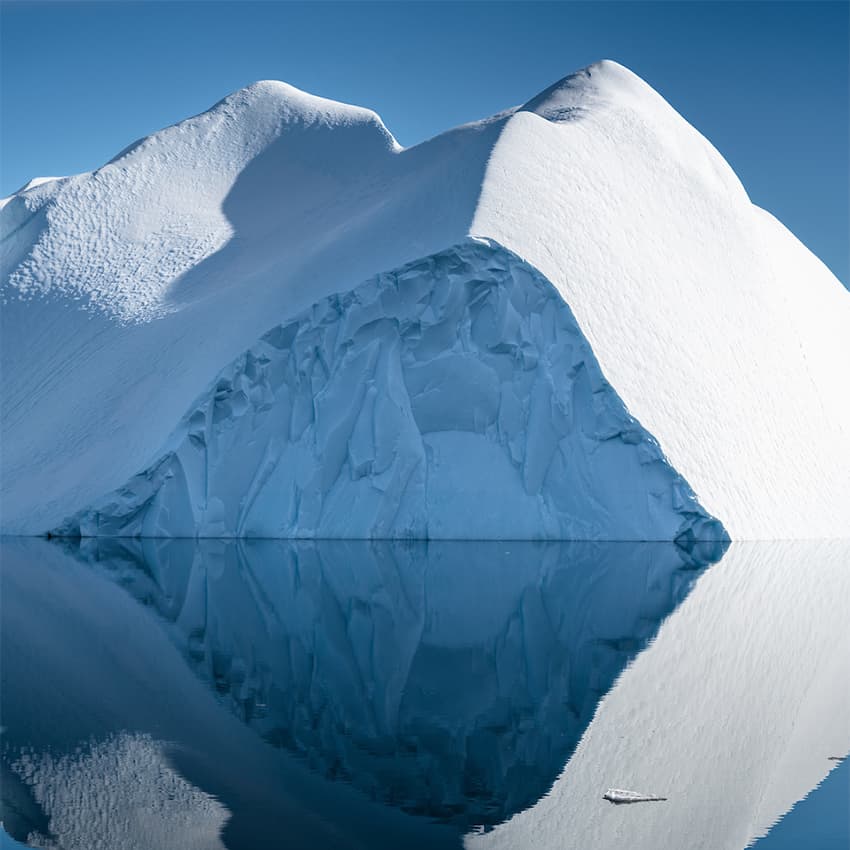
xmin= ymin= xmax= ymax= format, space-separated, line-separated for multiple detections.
xmin=752 ymin=757 xmax=849 ymax=850
xmin=1 ymin=537 xmax=846 ymax=850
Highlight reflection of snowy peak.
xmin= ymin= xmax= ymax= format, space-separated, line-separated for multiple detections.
xmin=66 ymin=538 xmax=716 ymax=826
xmin=468 ymin=541 xmax=850 ymax=850
xmin=2 ymin=61 xmax=848 ymax=538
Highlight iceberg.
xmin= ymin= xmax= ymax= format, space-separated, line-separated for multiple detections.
xmin=53 ymin=243 xmax=721 ymax=542
xmin=2 ymin=61 xmax=847 ymax=539
xmin=602 ymin=790 xmax=667 ymax=805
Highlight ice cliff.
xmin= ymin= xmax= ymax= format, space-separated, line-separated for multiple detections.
xmin=55 ymin=242 xmax=720 ymax=541
xmin=2 ymin=61 xmax=848 ymax=539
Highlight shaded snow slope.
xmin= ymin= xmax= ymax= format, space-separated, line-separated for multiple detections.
xmin=466 ymin=540 xmax=850 ymax=850
xmin=55 ymin=242 xmax=722 ymax=541
xmin=2 ymin=61 xmax=847 ymax=538
xmin=1 ymin=81 xmax=399 ymax=320
xmin=0 ymin=82 xmax=506 ymax=536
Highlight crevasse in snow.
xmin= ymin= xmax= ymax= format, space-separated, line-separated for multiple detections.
xmin=55 ymin=242 xmax=723 ymax=542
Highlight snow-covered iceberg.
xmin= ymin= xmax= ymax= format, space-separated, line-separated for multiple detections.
xmin=2 ymin=61 xmax=847 ymax=539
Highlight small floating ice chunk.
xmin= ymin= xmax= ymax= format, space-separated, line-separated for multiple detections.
xmin=603 ymin=788 xmax=668 ymax=804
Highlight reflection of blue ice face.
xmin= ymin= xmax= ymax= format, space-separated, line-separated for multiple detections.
xmin=65 ymin=537 xmax=721 ymax=828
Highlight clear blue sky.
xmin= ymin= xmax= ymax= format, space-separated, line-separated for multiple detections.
xmin=2 ymin=1 xmax=847 ymax=285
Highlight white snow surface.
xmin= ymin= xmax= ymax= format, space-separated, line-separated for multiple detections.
xmin=1 ymin=60 xmax=847 ymax=538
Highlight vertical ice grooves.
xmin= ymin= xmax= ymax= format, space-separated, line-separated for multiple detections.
xmin=55 ymin=240 xmax=726 ymax=541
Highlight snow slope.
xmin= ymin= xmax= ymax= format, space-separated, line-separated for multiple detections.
xmin=2 ymin=61 xmax=847 ymax=538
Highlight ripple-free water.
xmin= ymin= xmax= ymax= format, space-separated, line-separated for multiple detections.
xmin=1 ymin=538 xmax=847 ymax=849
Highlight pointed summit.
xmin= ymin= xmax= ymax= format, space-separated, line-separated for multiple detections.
xmin=522 ymin=60 xmax=666 ymax=122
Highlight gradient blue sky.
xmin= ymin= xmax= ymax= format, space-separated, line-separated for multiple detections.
xmin=2 ymin=1 xmax=848 ymax=284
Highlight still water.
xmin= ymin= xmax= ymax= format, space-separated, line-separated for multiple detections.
xmin=1 ymin=537 xmax=847 ymax=849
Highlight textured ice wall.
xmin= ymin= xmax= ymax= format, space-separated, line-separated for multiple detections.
xmin=57 ymin=241 xmax=724 ymax=541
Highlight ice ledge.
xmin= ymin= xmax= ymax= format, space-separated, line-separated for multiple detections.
xmin=54 ymin=240 xmax=727 ymax=543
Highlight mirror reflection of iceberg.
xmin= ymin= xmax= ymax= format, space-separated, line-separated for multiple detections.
xmin=466 ymin=541 xmax=850 ymax=850
xmin=64 ymin=537 xmax=723 ymax=828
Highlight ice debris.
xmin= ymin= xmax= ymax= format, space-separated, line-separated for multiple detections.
xmin=603 ymin=789 xmax=668 ymax=804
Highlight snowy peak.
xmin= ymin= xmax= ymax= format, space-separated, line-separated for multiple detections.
xmin=514 ymin=58 xmax=745 ymax=204
xmin=188 ymin=78 xmax=400 ymax=152
xmin=1 ymin=76 xmax=404 ymax=322
xmin=105 ymin=77 xmax=399 ymax=175
xmin=11 ymin=175 xmax=66 ymax=195
xmin=232 ymin=79 xmax=398 ymax=139
xmin=521 ymin=59 xmax=654 ymax=122
xmin=2 ymin=60 xmax=848 ymax=540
